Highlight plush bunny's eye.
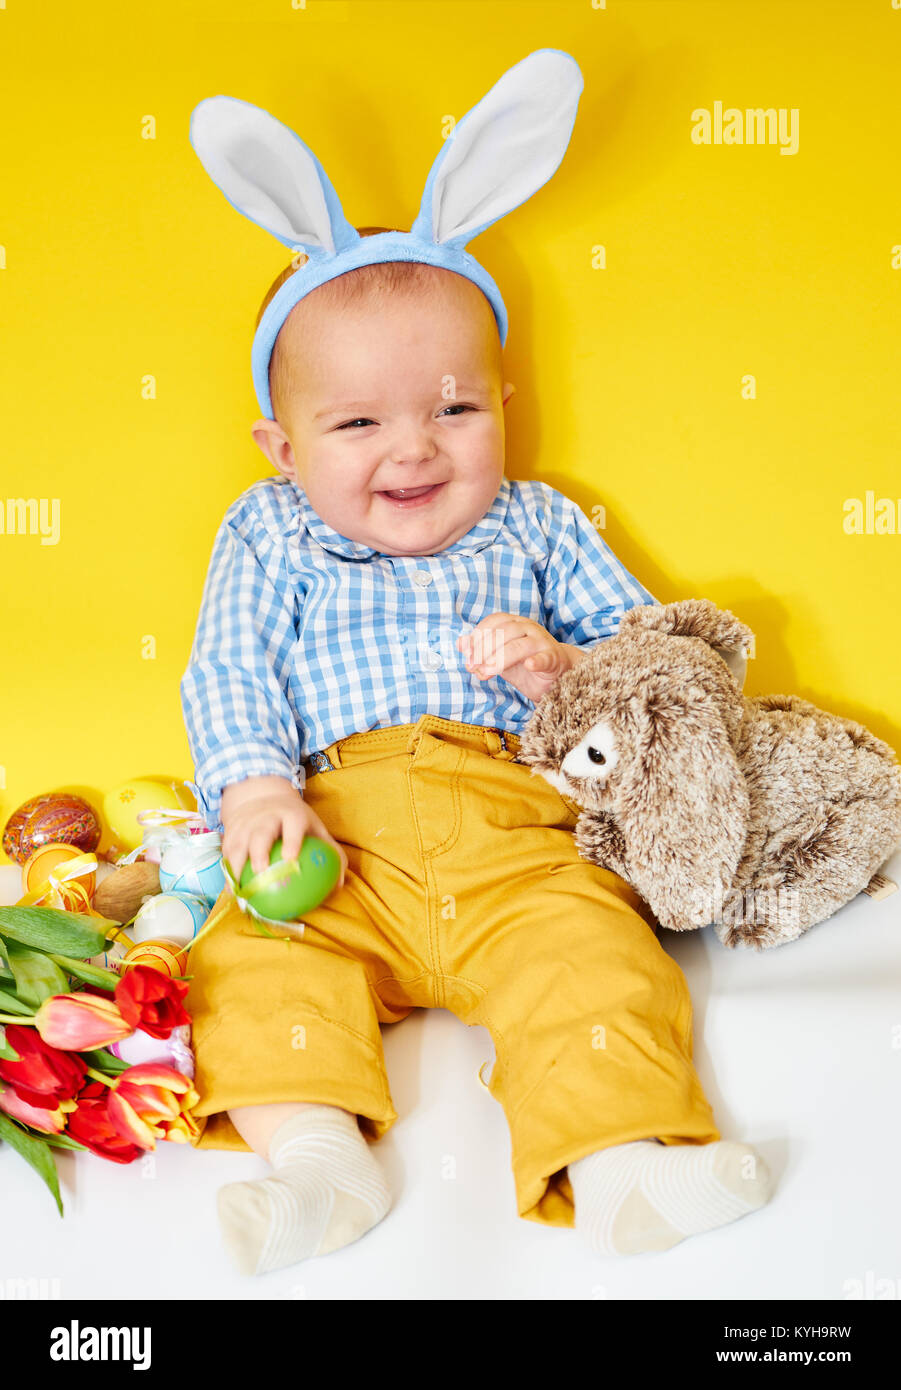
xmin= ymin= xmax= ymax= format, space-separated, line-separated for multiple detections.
xmin=561 ymin=720 xmax=618 ymax=784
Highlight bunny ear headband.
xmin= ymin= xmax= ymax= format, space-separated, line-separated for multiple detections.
xmin=189 ymin=48 xmax=584 ymax=420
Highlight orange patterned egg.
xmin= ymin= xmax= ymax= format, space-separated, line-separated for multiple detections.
xmin=2 ymin=793 xmax=101 ymax=866
xmin=120 ymin=939 xmax=188 ymax=979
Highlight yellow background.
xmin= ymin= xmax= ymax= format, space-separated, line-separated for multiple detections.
xmin=1 ymin=0 xmax=899 ymax=860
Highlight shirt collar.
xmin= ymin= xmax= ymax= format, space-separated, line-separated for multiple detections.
xmin=289 ymin=477 xmax=512 ymax=561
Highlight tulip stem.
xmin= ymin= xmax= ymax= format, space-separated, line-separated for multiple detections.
xmin=84 ymin=1067 xmax=115 ymax=1087
xmin=0 ymin=1013 xmax=36 ymax=1025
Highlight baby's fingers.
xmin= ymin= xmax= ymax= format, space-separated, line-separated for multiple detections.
xmin=246 ymin=825 xmax=278 ymax=877
xmin=278 ymin=812 xmax=308 ymax=865
xmin=222 ymin=822 xmax=255 ymax=883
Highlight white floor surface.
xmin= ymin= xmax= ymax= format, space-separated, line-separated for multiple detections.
xmin=2 ymin=852 xmax=899 ymax=1301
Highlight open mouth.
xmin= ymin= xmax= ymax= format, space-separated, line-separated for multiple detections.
xmin=376 ymin=482 xmax=445 ymax=507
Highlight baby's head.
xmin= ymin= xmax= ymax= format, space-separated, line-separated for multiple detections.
xmin=251 ymin=229 xmax=515 ymax=558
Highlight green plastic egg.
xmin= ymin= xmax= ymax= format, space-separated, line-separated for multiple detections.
xmin=232 ymin=836 xmax=341 ymax=921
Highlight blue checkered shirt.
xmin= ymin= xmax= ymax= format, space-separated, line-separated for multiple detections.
xmin=180 ymin=475 xmax=657 ymax=830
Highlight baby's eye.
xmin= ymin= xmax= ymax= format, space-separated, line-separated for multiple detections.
xmin=336 ymin=418 xmax=376 ymax=430
xmin=439 ymin=403 xmax=476 ymax=417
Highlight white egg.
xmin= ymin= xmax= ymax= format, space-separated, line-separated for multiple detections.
xmin=131 ymin=892 xmax=208 ymax=948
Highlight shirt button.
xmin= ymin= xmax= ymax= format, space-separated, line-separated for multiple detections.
xmin=422 ymin=650 xmax=443 ymax=671
xmin=412 ymin=570 xmax=433 ymax=587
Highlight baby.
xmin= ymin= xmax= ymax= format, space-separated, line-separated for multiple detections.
xmin=180 ymin=235 xmax=773 ymax=1276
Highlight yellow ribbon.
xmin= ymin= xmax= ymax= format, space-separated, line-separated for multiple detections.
xmin=136 ymin=809 xmax=206 ymax=831
xmin=16 ymin=851 xmax=99 ymax=914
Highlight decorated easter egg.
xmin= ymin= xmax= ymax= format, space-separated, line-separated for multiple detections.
xmin=0 ymin=865 xmax=24 ymax=907
xmin=159 ymin=830 xmax=226 ymax=907
xmin=22 ymin=842 xmax=97 ymax=902
xmin=103 ymin=779 xmax=195 ymax=853
xmin=88 ymin=938 xmax=130 ymax=971
xmin=2 ymin=793 xmax=101 ymax=866
xmin=231 ymin=836 xmax=341 ymax=922
xmin=120 ymin=939 xmax=189 ymax=979
xmin=132 ymin=892 xmax=209 ymax=948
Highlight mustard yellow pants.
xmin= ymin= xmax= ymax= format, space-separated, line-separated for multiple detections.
xmin=185 ymin=715 xmax=720 ymax=1226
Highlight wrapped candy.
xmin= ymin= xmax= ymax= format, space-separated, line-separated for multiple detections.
xmin=109 ymin=1023 xmax=195 ymax=1079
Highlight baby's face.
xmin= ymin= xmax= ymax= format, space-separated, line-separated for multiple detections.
xmin=253 ymin=271 xmax=513 ymax=557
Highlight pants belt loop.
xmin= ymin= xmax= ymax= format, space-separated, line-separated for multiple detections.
xmin=487 ymin=726 xmax=520 ymax=761
xmin=406 ymin=715 xmax=428 ymax=757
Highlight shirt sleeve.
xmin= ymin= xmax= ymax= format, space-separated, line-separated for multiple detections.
xmin=537 ymin=491 xmax=659 ymax=646
xmin=180 ymin=506 xmax=306 ymax=832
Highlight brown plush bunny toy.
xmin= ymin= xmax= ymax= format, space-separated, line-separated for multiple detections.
xmin=517 ymin=599 xmax=901 ymax=949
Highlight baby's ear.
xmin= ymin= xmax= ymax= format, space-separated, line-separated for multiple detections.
xmin=621 ymin=599 xmax=755 ymax=688
xmin=250 ymin=418 xmax=297 ymax=480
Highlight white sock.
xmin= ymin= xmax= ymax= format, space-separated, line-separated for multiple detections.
xmin=569 ymin=1139 xmax=772 ymax=1255
xmin=216 ymin=1104 xmax=392 ymax=1275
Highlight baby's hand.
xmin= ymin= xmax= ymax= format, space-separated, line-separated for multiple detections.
xmin=457 ymin=614 xmax=583 ymax=703
xmin=220 ymin=774 xmax=348 ymax=888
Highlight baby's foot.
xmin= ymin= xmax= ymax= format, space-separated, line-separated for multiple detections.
xmin=568 ymin=1138 xmax=772 ymax=1255
xmin=217 ymin=1104 xmax=391 ymax=1275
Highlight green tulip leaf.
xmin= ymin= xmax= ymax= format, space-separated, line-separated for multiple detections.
xmin=0 ymin=907 xmax=113 ymax=958
xmin=80 ymin=1048 xmax=130 ymax=1075
xmin=5 ymin=942 xmax=69 ymax=1009
xmin=41 ymin=1132 xmax=88 ymax=1151
xmin=0 ymin=1113 xmax=63 ymax=1217
xmin=0 ymin=987 xmax=33 ymax=1016
xmin=48 ymin=954 xmax=119 ymax=992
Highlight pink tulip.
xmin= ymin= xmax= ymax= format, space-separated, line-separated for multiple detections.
xmin=0 ymin=1082 xmax=67 ymax=1134
xmin=33 ymin=993 xmax=132 ymax=1051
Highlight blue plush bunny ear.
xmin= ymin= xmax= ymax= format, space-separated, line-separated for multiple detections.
xmin=189 ymin=94 xmax=360 ymax=259
xmin=410 ymin=49 xmax=583 ymax=250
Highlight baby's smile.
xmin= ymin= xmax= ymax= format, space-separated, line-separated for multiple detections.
xmin=374 ymin=481 xmax=447 ymax=506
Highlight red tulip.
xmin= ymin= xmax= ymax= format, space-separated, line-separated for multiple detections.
xmin=114 ymin=966 xmax=190 ymax=1040
xmin=33 ymin=991 xmax=132 ymax=1051
xmin=0 ymin=1025 xmax=87 ymax=1108
xmin=66 ymin=1081 xmax=143 ymax=1164
xmin=107 ymin=1064 xmax=200 ymax=1149
xmin=0 ymin=1082 xmax=68 ymax=1134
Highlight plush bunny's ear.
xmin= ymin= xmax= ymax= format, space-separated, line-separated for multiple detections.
xmin=410 ymin=48 xmax=583 ymax=249
xmin=617 ymin=686 xmax=751 ymax=933
xmin=190 ymin=95 xmax=360 ymax=257
xmin=621 ymin=599 xmax=755 ymax=687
